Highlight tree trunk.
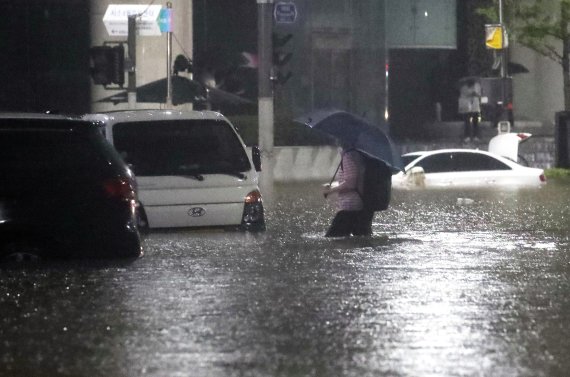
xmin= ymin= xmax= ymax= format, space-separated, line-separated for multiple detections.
xmin=562 ymin=2 xmax=570 ymax=110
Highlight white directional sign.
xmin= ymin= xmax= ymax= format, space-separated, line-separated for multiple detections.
xmin=103 ymin=4 xmax=163 ymax=36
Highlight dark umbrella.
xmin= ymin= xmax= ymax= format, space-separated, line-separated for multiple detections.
xmin=457 ymin=76 xmax=480 ymax=88
xmin=97 ymin=76 xmax=256 ymax=114
xmin=204 ymin=86 xmax=257 ymax=115
xmin=97 ymin=76 xmax=208 ymax=106
xmin=294 ymin=109 xmax=404 ymax=172
xmin=507 ymin=61 xmax=529 ymax=74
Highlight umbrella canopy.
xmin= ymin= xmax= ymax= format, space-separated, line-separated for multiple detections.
xmin=97 ymin=76 xmax=208 ymax=106
xmin=507 ymin=61 xmax=529 ymax=74
xmin=97 ymin=76 xmax=256 ymax=114
xmin=295 ymin=109 xmax=404 ymax=172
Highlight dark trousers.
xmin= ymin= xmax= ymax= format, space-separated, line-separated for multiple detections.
xmin=325 ymin=210 xmax=374 ymax=237
xmin=463 ymin=112 xmax=480 ymax=138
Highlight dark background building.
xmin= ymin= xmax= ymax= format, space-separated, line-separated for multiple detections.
xmin=0 ymin=0 xmax=491 ymax=141
xmin=0 ymin=0 xmax=91 ymax=114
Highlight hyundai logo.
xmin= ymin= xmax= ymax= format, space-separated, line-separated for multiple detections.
xmin=188 ymin=207 xmax=206 ymax=217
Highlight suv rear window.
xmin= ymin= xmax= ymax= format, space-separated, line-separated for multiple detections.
xmin=113 ymin=119 xmax=251 ymax=176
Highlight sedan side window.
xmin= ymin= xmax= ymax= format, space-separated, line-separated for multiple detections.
xmin=415 ymin=153 xmax=455 ymax=173
xmin=454 ymin=152 xmax=511 ymax=171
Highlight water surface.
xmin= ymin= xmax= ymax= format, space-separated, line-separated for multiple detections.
xmin=1 ymin=180 xmax=569 ymax=376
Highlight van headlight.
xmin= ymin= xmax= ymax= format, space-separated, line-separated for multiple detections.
xmin=241 ymin=190 xmax=265 ymax=231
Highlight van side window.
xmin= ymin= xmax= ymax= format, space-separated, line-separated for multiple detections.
xmin=113 ymin=119 xmax=251 ymax=176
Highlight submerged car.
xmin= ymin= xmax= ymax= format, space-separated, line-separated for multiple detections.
xmin=83 ymin=110 xmax=265 ymax=231
xmin=393 ymin=132 xmax=547 ymax=189
xmin=0 ymin=113 xmax=142 ymax=260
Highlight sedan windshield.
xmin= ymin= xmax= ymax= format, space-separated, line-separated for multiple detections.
xmin=113 ymin=119 xmax=251 ymax=176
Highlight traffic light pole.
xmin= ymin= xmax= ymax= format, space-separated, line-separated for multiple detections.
xmin=127 ymin=15 xmax=137 ymax=109
xmin=257 ymin=0 xmax=274 ymax=195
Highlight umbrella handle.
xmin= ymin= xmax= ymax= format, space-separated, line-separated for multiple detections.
xmin=329 ymin=160 xmax=342 ymax=186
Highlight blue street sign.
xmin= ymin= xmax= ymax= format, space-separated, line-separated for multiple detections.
xmin=158 ymin=8 xmax=172 ymax=33
xmin=274 ymin=1 xmax=297 ymax=24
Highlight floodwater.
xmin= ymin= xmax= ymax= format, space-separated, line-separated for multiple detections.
xmin=1 ymin=180 xmax=569 ymax=377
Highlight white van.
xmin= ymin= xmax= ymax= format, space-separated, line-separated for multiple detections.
xmin=84 ymin=110 xmax=265 ymax=231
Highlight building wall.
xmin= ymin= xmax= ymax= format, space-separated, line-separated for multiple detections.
xmin=512 ymin=44 xmax=564 ymax=127
xmin=277 ymin=0 xmax=387 ymax=128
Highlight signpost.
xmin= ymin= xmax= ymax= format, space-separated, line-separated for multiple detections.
xmin=101 ymin=4 xmax=176 ymax=109
xmin=485 ymin=24 xmax=507 ymax=50
xmin=103 ymin=4 xmax=163 ymax=36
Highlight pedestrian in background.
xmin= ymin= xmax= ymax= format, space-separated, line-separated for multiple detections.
xmin=458 ymin=78 xmax=482 ymax=142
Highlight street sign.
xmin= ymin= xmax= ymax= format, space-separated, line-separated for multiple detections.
xmin=103 ymin=4 xmax=163 ymax=36
xmin=485 ymin=24 xmax=508 ymax=49
xmin=274 ymin=1 xmax=297 ymax=24
xmin=158 ymin=8 xmax=172 ymax=33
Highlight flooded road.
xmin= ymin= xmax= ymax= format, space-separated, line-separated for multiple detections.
xmin=1 ymin=181 xmax=569 ymax=376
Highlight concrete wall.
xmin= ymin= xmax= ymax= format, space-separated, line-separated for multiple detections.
xmin=273 ymin=146 xmax=341 ymax=182
xmin=511 ymin=44 xmax=564 ymax=127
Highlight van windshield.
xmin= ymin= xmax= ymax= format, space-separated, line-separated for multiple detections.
xmin=113 ymin=119 xmax=251 ymax=176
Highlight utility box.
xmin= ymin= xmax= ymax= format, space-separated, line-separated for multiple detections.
xmin=555 ymin=111 xmax=570 ymax=168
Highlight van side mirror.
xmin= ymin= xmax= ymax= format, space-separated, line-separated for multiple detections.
xmin=252 ymin=145 xmax=262 ymax=172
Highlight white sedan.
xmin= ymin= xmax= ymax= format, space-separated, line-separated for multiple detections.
xmin=392 ymin=133 xmax=546 ymax=189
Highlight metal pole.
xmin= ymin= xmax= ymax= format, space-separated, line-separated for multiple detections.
xmin=499 ymin=0 xmax=507 ymax=77
xmin=166 ymin=2 xmax=173 ymax=107
xmin=257 ymin=0 xmax=274 ymax=196
xmin=498 ymin=0 xmax=510 ymax=124
xmin=499 ymin=0 xmax=503 ymax=24
xmin=127 ymin=15 xmax=137 ymax=109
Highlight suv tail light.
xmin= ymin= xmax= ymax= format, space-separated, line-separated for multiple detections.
xmin=102 ymin=178 xmax=136 ymax=201
xmin=539 ymin=173 xmax=547 ymax=182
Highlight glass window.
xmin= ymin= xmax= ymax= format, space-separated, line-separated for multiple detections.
xmin=113 ymin=119 xmax=251 ymax=176
xmin=0 ymin=120 xmax=106 ymax=171
xmin=402 ymin=154 xmax=421 ymax=167
xmin=452 ymin=152 xmax=511 ymax=171
xmin=414 ymin=153 xmax=456 ymax=173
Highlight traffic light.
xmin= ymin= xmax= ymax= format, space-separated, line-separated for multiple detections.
xmin=89 ymin=45 xmax=125 ymax=86
xmin=272 ymin=32 xmax=293 ymax=85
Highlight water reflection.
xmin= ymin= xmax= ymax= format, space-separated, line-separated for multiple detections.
xmin=0 ymin=180 xmax=569 ymax=376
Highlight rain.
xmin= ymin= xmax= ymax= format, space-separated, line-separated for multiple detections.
xmin=2 ymin=1 xmax=570 ymax=376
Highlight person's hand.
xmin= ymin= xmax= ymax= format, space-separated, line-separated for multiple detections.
xmin=323 ymin=183 xmax=331 ymax=198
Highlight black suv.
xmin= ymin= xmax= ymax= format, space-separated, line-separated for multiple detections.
xmin=0 ymin=113 xmax=142 ymax=260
